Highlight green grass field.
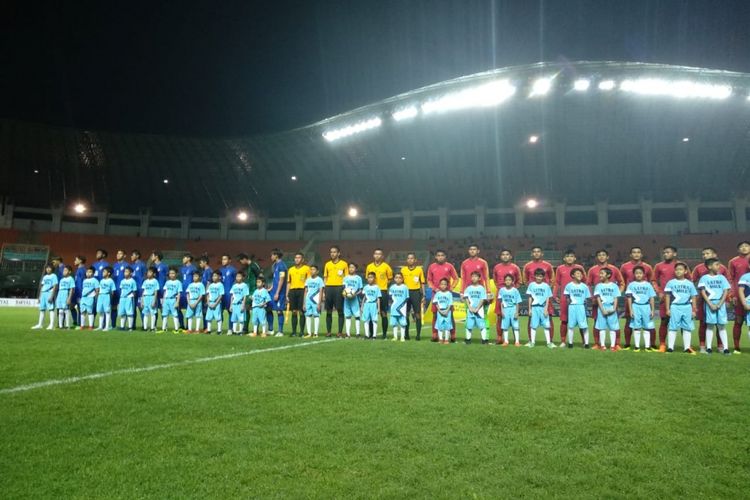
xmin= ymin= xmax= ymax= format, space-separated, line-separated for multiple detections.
xmin=1 ymin=308 xmax=749 ymax=499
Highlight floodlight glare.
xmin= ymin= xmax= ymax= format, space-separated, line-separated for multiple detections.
xmin=291 ymin=175 xmax=297 ymax=181
xmin=526 ymin=198 xmax=539 ymax=209
xmin=73 ymin=203 xmax=87 ymax=214
xmin=237 ymin=211 xmax=249 ymax=222
xmin=392 ymin=106 xmax=418 ymax=121
xmin=323 ymin=117 xmax=382 ymax=142
xmin=163 ymin=179 xmax=169 ymax=184
xmin=347 ymin=207 xmax=359 ymax=218
xmin=421 ymin=79 xmax=516 ymax=114
xmin=682 ymin=137 xmax=690 ymax=142
xmin=620 ymin=78 xmax=732 ymax=99
xmin=573 ymin=79 xmax=591 ymax=91
xmin=528 ymin=135 xmax=539 ymax=144
xmin=598 ymin=80 xmax=616 ymax=91
xmin=530 ymin=77 xmax=552 ymax=97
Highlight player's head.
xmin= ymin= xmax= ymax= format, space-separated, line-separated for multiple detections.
xmin=198 ymin=255 xmax=209 ymax=268
xmin=598 ymin=268 xmax=612 ymax=281
xmin=406 ymin=252 xmax=416 ymax=266
xmin=697 ymin=248 xmax=718 ymax=262
xmin=294 ymin=252 xmax=304 ymax=265
xmin=503 ymin=274 xmax=514 ymax=287
xmin=439 ymin=277 xmax=449 ymax=291
xmin=366 ymin=271 xmax=376 ymax=284
xmin=85 ymin=267 xmax=94 ymax=278
xmin=705 ymin=257 xmax=720 ymax=273
xmin=131 ymin=249 xmax=141 ymax=261
xmin=74 ymin=255 xmax=86 ymax=266
xmin=530 ymin=246 xmax=543 ymax=260
xmin=330 ymin=246 xmax=341 ymax=260
xmin=236 ymin=253 xmax=249 ymax=264
xmin=629 ymin=246 xmax=643 ymax=261
xmin=468 ymin=244 xmax=479 ymax=257
xmin=123 ymin=266 xmax=132 ymax=277
xmin=373 ymin=248 xmax=384 ymax=262
xmin=434 ymin=249 xmax=446 ymax=263
xmin=192 ymin=271 xmax=201 ymax=282
xmin=348 ymin=262 xmax=358 ymax=274
xmin=182 ymin=253 xmax=193 ymax=264
xmin=116 ymin=249 xmax=126 ymax=261
xmin=151 ymin=250 xmax=163 ymax=262
xmin=662 ymin=246 xmax=677 ymax=261
xmin=256 ymin=276 xmax=264 ymax=287
xmin=534 ymin=268 xmax=545 ymax=283
xmin=310 ymin=264 xmax=319 ymax=277
xmin=633 ymin=265 xmax=645 ymax=280
xmin=674 ymin=262 xmax=688 ymax=278
xmin=44 ymin=263 xmax=54 ymax=274
xmin=102 ymin=266 xmax=113 ymax=278
xmin=595 ymin=249 xmax=609 ymax=263
xmin=235 ymin=271 xmax=245 ymax=283
xmin=270 ymin=248 xmax=283 ymax=262
xmin=221 ymin=253 xmax=231 ymax=266
xmin=563 ymin=249 xmax=576 ymax=264
xmin=394 ymin=272 xmax=404 ymax=284
xmin=499 ymin=248 xmax=512 ymax=263
xmin=146 ymin=266 xmax=156 ymax=278
xmin=470 ymin=271 xmax=481 ymax=284
xmin=96 ymin=248 xmax=108 ymax=260
xmin=50 ymin=255 xmax=61 ymax=265
xmin=62 ymin=264 xmax=72 ymax=276
xmin=212 ymin=270 xmax=221 ymax=282
xmin=571 ymin=268 xmax=584 ymax=281
xmin=738 ymin=241 xmax=750 ymax=255
xmin=167 ymin=267 xmax=177 ymax=279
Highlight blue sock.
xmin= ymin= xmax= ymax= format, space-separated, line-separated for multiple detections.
xmin=277 ymin=313 xmax=284 ymax=334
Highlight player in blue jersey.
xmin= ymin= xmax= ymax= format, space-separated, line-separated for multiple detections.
xmin=463 ymin=271 xmax=489 ymax=344
xmin=219 ymin=253 xmax=238 ymax=328
xmin=664 ymin=263 xmax=698 ymax=354
xmin=361 ymin=272 xmax=381 ymax=340
xmin=229 ymin=272 xmax=251 ymax=335
xmin=389 ymin=273 xmax=410 ymax=342
xmin=93 ymin=249 xmax=109 ymax=280
xmin=72 ymin=255 xmax=87 ymax=328
xmin=205 ymin=271 xmax=225 ymax=334
xmin=55 ymin=265 xmax=76 ymax=329
xmin=198 ymin=255 xmax=213 ymax=286
xmin=139 ymin=267 xmax=160 ymax=332
xmin=624 ymin=266 xmax=657 ymax=351
xmin=96 ymin=267 xmax=116 ymax=331
xmin=33 ymin=264 xmax=59 ymax=329
xmin=185 ymin=271 xmax=206 ymax=333
xmin=497 ymin=274 xmax=528 ymax=347
xmin=151 ymin=251 xmax=169 ymax=322
xmin=267 ymin=249 xmax=288 ymax=336
xmin=249 ymin=277 xmax=271 ymax=337
xmin=593 ymin=268 xmax=621 ymax=351
xmin=178 ymin=253 xmax=197 ymax=329
xmin=50 ymin=256 xmax=64 ymax=280
xmin=563 ymin=268 xmax=591 ymax=348
xmin=79 ymin=267 xmax=99 ymax=329
xmin=130 ymin=250 xmax=146 ymax=326
xmin=526 ymin=269 xmax=554 ymax=348
xmin=303 ymin=265 xmax=325 ymax=337
xmin=159 ymin=268 xmax=183 ymax=333
xmin=111 ymin=250 xmax=129 ymax=326
xmin=343 ymin=263 xmax=364 ymax=338
xmin=697 ymin=258 xmax=731 ymax=355
xmin=117 ymin=267 xmax=138 ymax=331
xmin=432 ymin=278 xmax=454 ymax=344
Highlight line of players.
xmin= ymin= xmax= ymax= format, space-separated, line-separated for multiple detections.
xmin=30 ymin=242 xmax=750 ymax=354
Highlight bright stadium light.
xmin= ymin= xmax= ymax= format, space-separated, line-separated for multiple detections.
xmin=421 ymin=79 xmax=516 ymax=114
xmin=682 ymin=137 xmax=690 ymax=142
xmin=529 ymin=77 xmax=552 ymax=97
xmin=528 ymin=134 xmax=539 ymax=144
xmin=237 ymin=211 xmax=249 ymax=222
xmin=620 ymin=78 xmax=732 ymax=99
xmin=400 ymin=156 xmax=406 ymax=161
xmin=598 ymin=80 xmax=616 ymax=91
xmin=33 ymin=169 xmax=39 ymax=174
xmin=347 ymin=207 xmax=359 ymax=218
xmin=526 ymin=198 xmax=539 ymax=209
xmin=291 ymin=175 xmax=297 ymax=181
xmin=73 ymin=202 xmax=87 ymax=214
xmin=392 ymin=106 xmax=418 ymax=121
xmin=322 ymin=117 xmax=382 ymax=142
xmin=573 ymin=79 xmax=591 ymax=91
xmin=163 ymin=178 xmax=169 ymax=184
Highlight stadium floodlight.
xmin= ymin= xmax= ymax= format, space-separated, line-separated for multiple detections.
xmin=528 ymin=135 xmax=539 ymax=144
xmin=347 ymin=207 xmax=359 ymax=218
xmin=73 ymin=203 xmax=87 ymax=214
xmin=163 ymin=178 xmax=169 ymax=184
xmin=529 ymin=77 xmax=552 ymax=97
xmin=237 ymin=210 xmax=249 ymax=222
xmin=322 ymin=117 xmax=382 ymax=142
xmin=400 ymin=156 xmax=406 ymax=161
xmin=291 ymin=175 xmax=297 ymax=181
xmin=573 ymin=79 xmax=590 ymax=91
xmin=682 ymin=137 xmax=690 ymax=142
xmin=525 ymin=198 xmax=539 ymax=209
xmin=33 ymin=169 xmax=39 ymax=174
xmin=620 ymin=78 xmax=732 ymax=99
xmin=421 ymin=79 xmax=516 ymax=114
xmin=392 ymin=106 xmax=418 ymax=121
xmin=598 ymin=80 xmax=616 ymax=91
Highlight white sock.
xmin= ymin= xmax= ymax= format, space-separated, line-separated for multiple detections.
xmin=599 ymin=330 xmax=606 ymax=347
xmin=143 ymin=316 xmax=149 ymax=330
xmin=643 ymin=330 xmax=651 ymax=349
xmin=609 ymin=331 xmax=616 ymax=348
xmin=253 ymin=326 xmax=258 ymax=335
xmin=355 ymin=319 xmax=360 ymax=336
xmin=634 ymin=330 xmax=641 ymax=348
xmin=719 ymin=328 xmax=728 ymax=351
xmin=66 ymin=310 xmax=72 ymax=327
xmin=682 ymin=331 xmax=692 ymax=350
xmin=88 ymin=314 xmax=94 ymax=328
xmin=216 ymin=320 xmax=222 ymax=332
xmin=36 ymin=311 xmax=44 ymax=326
xmin=186 ymin=318 xmax=192 ymax=331
xmin=313 ymin=317 xmax=320 ymax=334
xmin=262 ymin=324 xmax=267 ymax=335
xmin=466 ymin=329 xmax=472 ymax=341
xmin=480 ymin=328 xmax=487 ymax=341
xmin=196 ymin=318 xmax=202 ymax=331
xmin=162 ymin=317 xmax=168 ymax=330
xmin=306 ymin=317 xmax=312 ymax=334
xmin=582 ymin=329 xmax=589 ymax=345
xmin=668 ymin=330 xmax=677 ymax=350
xmin=530 ymin=329 xmax=536 ymax=345
xmin=105 ymin=314 xmax=111 ymax=330
xmin=100 ymin=316 xmax=106 ymax=330
xmin=372 ymin=322 xmax=378 ymax=337
xmin=171 ymin=317 xmax=178 ymax=330
xmin=544 ymin=328 xmax=550 ymax=344
xmin=568 ymin=328 xmax=574 ymax=345
xmin=706 ymin=327 xmax=714 ymax=350
xmin=513 ymin=329 xmax=519 ymax=343
xmin=345 ymin=318 xmax=351 ymax=336
xmin=364 ymin=321 xmax=370 ymax=338
xmin=58 ymin=311 xmax=64 ymax=328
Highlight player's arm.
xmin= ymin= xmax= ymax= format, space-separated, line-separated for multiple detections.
xmin=664 ymin=290 xmax=671 ymax=311
xmin=648 ymin=295 xmax=655 ymax=318
xmin=691 ymin=293 xmax=697 ymax=317
xmin=274 ymin=271 xmax=285 ymax=300
xmin=419 ymin=270 xmax=426 ymax=304
xmin=718 ymin=286 xmax=729 ymax=308
xmin=651 ymin=268 xmax=663 ymax=297
xmin=542 ymin=294 xmax=550 ymax=317
xmin=616 ymin=270 xmax=625 ymax=292
xmin=699 ymin=286 xmax=713 ymax=309
xmin=612 ymin=295 xmax=618 ymax=314
xmin=317 ymin=287 xmax=324 ymax=312
xmin=739 ymin=284 xmax=750 ymax=310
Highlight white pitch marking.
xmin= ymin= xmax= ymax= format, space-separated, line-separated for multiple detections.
xmin=0 ymin=339 xmax=336 ymax=395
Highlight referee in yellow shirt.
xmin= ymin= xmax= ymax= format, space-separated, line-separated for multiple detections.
xmin=323 ymin=246 xmax=348 ymax=337
xmin=365 ymin=248 xmax=393 ymax=339
xmin=286 ymin=252 xmax=310 ymax=337
xmin=400 ymin=252 xmax=426 ymax=340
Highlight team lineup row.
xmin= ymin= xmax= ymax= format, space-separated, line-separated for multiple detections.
xmin=30 ymin=242 xmax=750 ymax=355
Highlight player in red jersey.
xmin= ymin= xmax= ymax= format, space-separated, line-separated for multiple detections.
xmin=587 ymin=249 xmax=625 ymax=350
xmin=492 ymin=248 xmax=522 ymax=344
xmin=427 ymin=249 xmax=459 ymax=342
xmin=692 ymin=247 xmax=729 ymax=352
xmin=652 ymin=245 xmax=692 ymax=352
xmin=523 ymin=246 xmax=555 ymax=342
xmin=620 ymin=246 xmax=655 ymax=350
xmin=460 ymin=244 xmax=490 ymax=338
xmin=554 ymin=250 xmax=586 ymax=346
xmin=728 ymin=241 xmax=750 ymax=353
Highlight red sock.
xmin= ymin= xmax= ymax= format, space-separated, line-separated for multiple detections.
xmin=615 ymin=329 xmax=621 ymax=347
xmin=733 ymin=322 xmax=743 ymax=350
xmin=649 ymin=328 xmax=656 ymax=347
xmin=593 ymin=329 xmax=599 ymax=346
xmin=549 ymin=319 xmax=556 ymax=343
xmin=624 ymin=325 xmax=632 ymax=347
xmin=659 ymin=321 xmax=668 ymax=345
xmin=560 ymin=321 xmax=568 ymax=343
xmin=450 ymin=327 xmax=456 ymax=341
xmin=698 ymin=320 xmax=707 ymax=347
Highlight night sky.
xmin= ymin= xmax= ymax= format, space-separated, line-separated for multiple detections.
xmin=3 ymin=0 xmax=749 ymax=136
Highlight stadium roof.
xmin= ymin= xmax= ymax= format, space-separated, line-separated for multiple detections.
xmin=2 ymin=61 xmax=750 ymax=218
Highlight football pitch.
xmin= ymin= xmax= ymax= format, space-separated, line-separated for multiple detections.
xmin=1 ymin=309 xmax=749 ymax=499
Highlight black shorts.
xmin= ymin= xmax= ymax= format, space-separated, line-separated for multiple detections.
xmin=378 ymin=294 xmax=389 ymax=315
xmin=288 ymin=289 xmax=305 ymax=310
xmin=326 ymin=285 xmax=344 ymax=312
xmin=407 ymin=290 xmax=423 ymax=316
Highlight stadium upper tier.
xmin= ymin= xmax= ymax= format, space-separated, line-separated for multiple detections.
xmin=2 ymin=61 xmax=750 ymax=217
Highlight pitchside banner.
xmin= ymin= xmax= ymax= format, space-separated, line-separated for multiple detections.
xmin=0 ymin=298 xmax=39 ymax=307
